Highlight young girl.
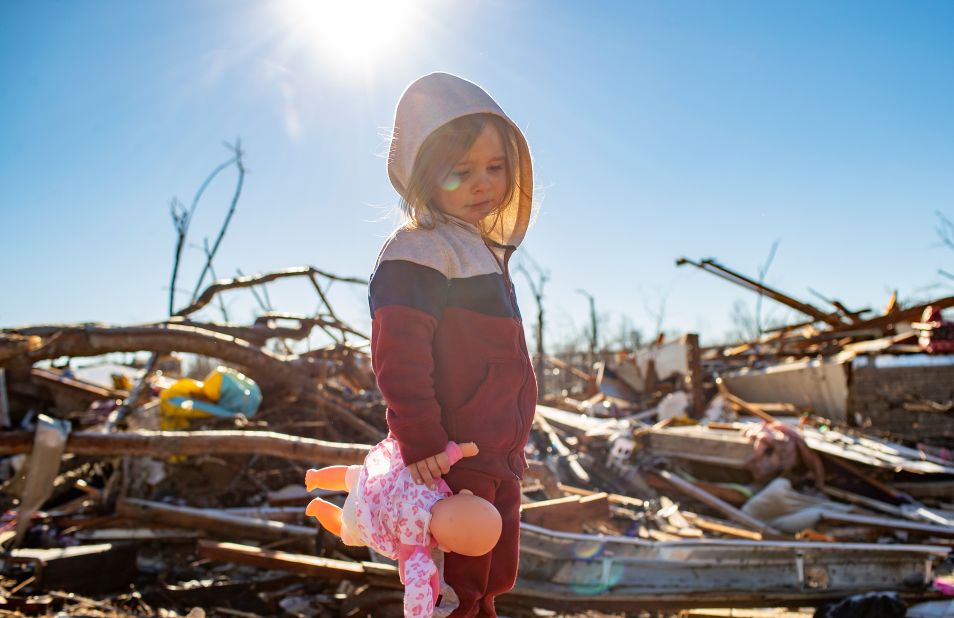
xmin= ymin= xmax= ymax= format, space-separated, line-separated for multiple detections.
xmin=369 ymin=72 xmax=537 ymax=617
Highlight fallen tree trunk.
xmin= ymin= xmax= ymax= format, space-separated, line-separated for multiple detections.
xmin=0 ymin=323 xmax=314 ymax=393
xmin=0 ymin=429 xmax=371 ymax=464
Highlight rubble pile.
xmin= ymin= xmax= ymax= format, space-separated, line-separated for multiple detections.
xmin=1 ymin=264 xmax=953 ymax=617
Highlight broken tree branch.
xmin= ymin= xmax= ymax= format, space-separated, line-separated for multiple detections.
xmin=0 ymin=429 xmax=371 ymax=464
xmin=176 ymin=267 xmax=366 ymax=319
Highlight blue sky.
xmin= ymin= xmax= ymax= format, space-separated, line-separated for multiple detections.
xmin=2 ymin=0 xmax=953 ymax=350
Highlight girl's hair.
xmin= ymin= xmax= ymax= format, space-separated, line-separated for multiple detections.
xmin=400 ymin=113 xmax=519 ymax=237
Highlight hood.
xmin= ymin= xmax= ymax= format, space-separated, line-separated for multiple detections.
xmin=387 ymin=72 xmax=533 ymax=248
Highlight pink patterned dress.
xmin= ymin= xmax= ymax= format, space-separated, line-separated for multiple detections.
xmin=346 ymin=438 xmax=463 ymax=618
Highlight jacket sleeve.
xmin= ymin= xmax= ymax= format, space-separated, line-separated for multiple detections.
xmin=369 ymin=245 xmax=450 ymax=465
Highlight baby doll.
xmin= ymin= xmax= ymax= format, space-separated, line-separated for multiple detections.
xmin=304 ymin=438 xmax=502 ymax=618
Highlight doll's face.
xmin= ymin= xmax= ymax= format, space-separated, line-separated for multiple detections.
xmin=432 ymin=124 xmax=507 ymax=225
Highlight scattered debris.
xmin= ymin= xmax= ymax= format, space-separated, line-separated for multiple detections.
xmin=2 ymin=261 xmax=954 ymax=617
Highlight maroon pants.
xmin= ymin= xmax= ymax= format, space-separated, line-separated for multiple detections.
xmin=441 ymin=467 xmax=522 ymax=618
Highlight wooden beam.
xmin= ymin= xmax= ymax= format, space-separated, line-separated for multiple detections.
xmin=117 ymin=498 xmax=316 ymax=542
xmin=684 ymin=333 xmax=705 ymax=418
xmin=643 ymin=469 xmax=780 ymax=535
xmin=892 ymin=480 xmax=954 ymax=500
xmin=818 ymin=511 xmax=954 ymax=538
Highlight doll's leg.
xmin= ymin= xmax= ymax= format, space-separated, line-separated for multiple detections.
xmin=305 ymin=497 xmax=343 ymax=536
xmin=305 ymin=465 xmax=350 ymax=491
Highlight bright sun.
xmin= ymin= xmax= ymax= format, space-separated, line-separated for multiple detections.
xmin=284 ymin=0 xmax=421 ymax=69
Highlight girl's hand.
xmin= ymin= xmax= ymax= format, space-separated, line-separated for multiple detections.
xmin=408 ymin=452 xmax=450 ymax=488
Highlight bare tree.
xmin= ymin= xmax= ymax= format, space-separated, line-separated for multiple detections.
xmin=755 ymin=240 xmax=780 ymax=335
xmin=575 ymin=288 xmax=598 ymax=366
xmin=937 ymin=211 xmax=954 ymax=251
xmin=937 ymin=211 xmax=954 ymax=283
xmin=642 ymin=286 xmax=670 ymax=343
xmin=514 ymin=252 xmax=549 ymax=401
xmin=189 ymin=140 xmax=246 ymax=304
xmin=728 ymin=298 xmax=760 ymax=342
xmin=607 ymin=314 xmax=644 ymax=352
xmin=724 ymin=241 xmax=783 ymax=342
xmin=168 ymin=141 xmax=245 ymax=316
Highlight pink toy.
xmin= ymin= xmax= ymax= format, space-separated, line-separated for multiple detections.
xmin=305 ymin=438 xmax=502 ymax=618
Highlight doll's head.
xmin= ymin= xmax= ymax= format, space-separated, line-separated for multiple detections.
xmin=429 ymin=490 xmax=502 ymax=556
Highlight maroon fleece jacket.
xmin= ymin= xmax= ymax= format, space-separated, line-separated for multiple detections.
xmin=369 ymin=216 xmax=538 ymax=480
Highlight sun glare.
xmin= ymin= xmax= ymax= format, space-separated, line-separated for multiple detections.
xmin=285 ymin=0 xmax=420 ymax=70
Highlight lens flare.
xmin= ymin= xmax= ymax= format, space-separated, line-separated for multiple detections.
xmin=568 ymin=560 xmax=624 ymax=596
xmin=441 ymin=174 xmax=462 ymax=192
xmin=573 ymin=540 xmax=606 ymax=561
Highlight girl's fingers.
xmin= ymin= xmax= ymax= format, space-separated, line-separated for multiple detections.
xmin=424 ymin=457 xmax=443 ymax=483
xmin=417 ymin=461 xmax=435 ymax=487
xmin=408 ymin=464 xmax=423 ymax=485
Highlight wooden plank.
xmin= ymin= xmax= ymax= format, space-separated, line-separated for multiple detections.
xmin=197 ymin=540 xmax=394 ymax=583
xmin=521 ymin=493 xmax=610 ymax=532
xmin=681 ymin=512 xmax=763 ymax=540
xmin=643 ymin=427 xmax=753 ymax=469
xmin=525 ymin=460 xmax=563 ymax=498
xmin=30 ymin=367 xmax=129 ymax=400
xmin=11 ymin=543 xmax=137 ymax=594
xmin=558 ymin=483 xmax=645 ymax=509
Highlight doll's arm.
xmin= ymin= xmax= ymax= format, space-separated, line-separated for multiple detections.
xmin=401 ymin=547 xmax=439 ymax=618
xmin=407 ymin=441 xmax=479 ymax=487
xmin=444 ymin=441 xmax=478 ymax=465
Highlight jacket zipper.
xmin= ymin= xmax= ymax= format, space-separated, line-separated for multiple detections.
xmin=499 ymin=244 xmax=532 ymax=479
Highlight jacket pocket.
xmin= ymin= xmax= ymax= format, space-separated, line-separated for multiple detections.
xmin=448 ymin=359 xmax=525 ymax=452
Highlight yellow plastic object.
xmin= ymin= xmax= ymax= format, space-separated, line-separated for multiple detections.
xmin=159 ymin=377 xmax=208 ymax=431
xmin=111 ymin=373 xmax=133 ymax=391
xmin=159 ymin=366 xmax=262 ymax=431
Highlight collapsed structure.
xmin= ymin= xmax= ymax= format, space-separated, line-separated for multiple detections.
xmin=1 ymin=260 xmax=953 ymax=618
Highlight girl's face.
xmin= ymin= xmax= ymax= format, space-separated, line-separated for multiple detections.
xmin=432 ymin=123 xmax=507 ymax=225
